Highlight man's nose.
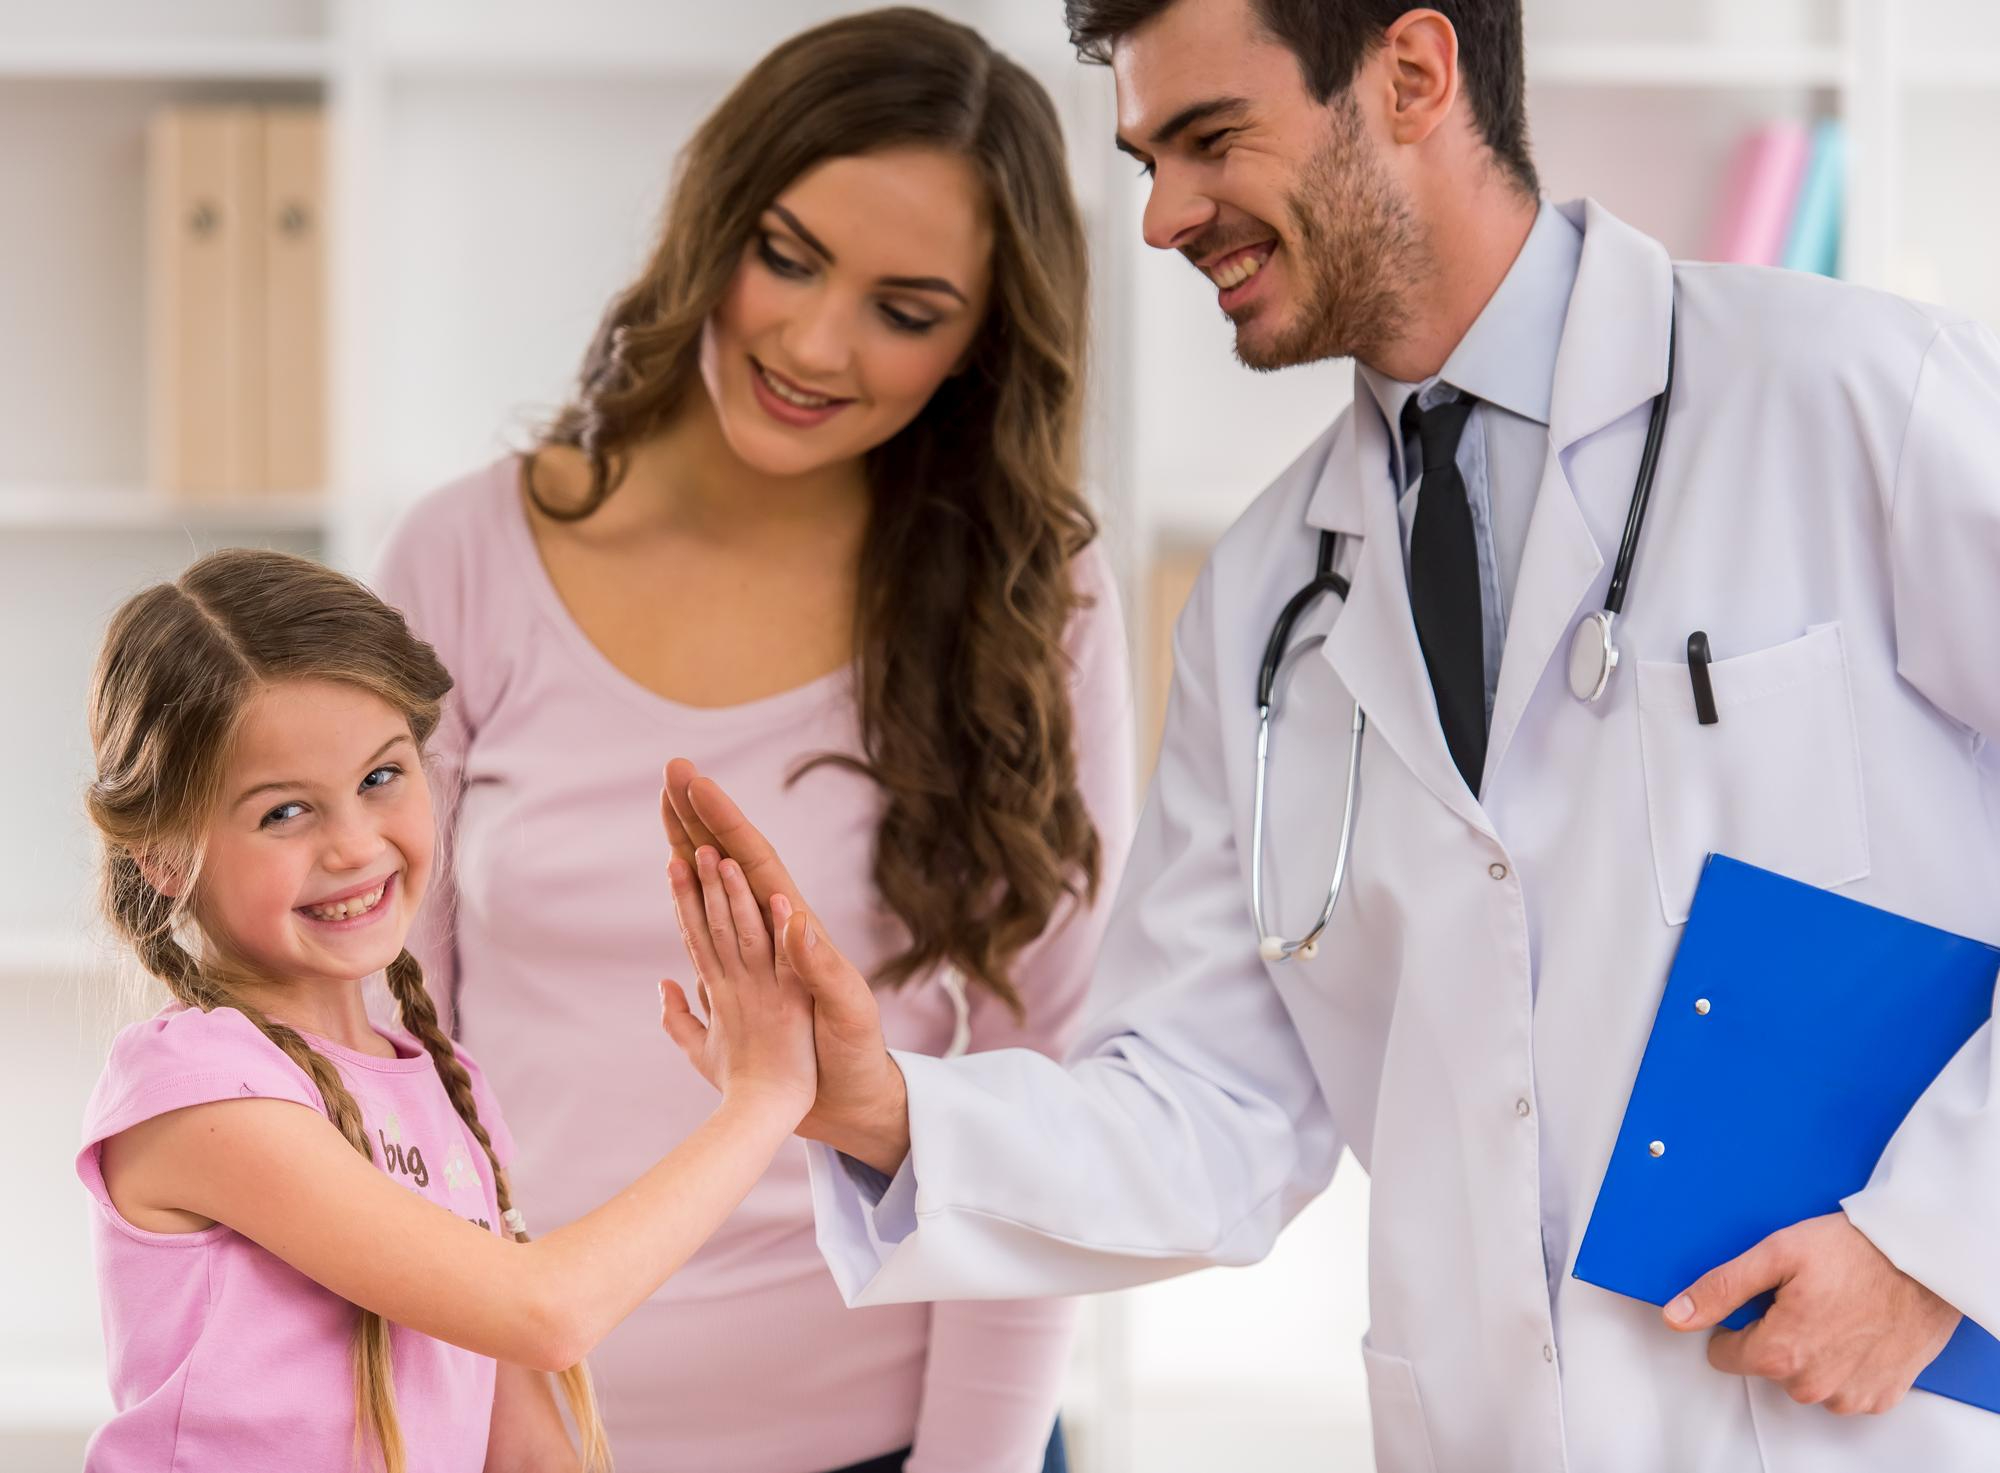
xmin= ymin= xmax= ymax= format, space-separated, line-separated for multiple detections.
xmin=1140 ymin=165 xmax=1219 ymax=254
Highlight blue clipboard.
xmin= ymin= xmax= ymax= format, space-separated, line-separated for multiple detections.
xmin=1573 ymin=854 xmax=2000 ymax=1412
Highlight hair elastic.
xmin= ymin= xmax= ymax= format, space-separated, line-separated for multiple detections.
xmin=503 ymin=1207 xmax=528 ymax=1236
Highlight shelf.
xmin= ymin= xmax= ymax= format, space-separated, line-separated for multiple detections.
xmin=0 ymin=485 xmax=327 ymax=534
xmin=0 ymin=38 xmax=333 ymax=82
xmin=377 ymin=40 xmax=739 ymax=83
xmin=1529 ymin=42 xmax=1848 ymax=90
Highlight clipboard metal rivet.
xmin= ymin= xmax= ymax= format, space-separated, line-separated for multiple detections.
xmin=1648 ymin=1140 xmax=1666 ymax=1158
xmin=1694 ymin=998 xmax=1711 ymax=1016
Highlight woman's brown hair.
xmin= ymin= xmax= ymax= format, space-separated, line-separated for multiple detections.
xmin=529 ymin=6 xmax=1102 ymax=1014
xmin=86 ymin=548 xmax=609 ymax=1473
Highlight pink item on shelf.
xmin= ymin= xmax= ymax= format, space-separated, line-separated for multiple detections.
xmin=1705 ymin=120 xmax=1813 ymax=266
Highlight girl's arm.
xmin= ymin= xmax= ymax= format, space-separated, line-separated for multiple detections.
xmin=100 ymin=856 xmax=815 ymax=1374
xmin=484 ymin=1360 xmax=581 ymax=1473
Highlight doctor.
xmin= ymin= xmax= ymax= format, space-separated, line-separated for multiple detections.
xmin=658 ymin=1 xmax=2000 ymax=1468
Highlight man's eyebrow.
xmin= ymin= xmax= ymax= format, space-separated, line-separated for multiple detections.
xmin=1115 ymin=96 xmax=1253 ymax=157
xmin=769 ymin=204 xmax=835 ymax=264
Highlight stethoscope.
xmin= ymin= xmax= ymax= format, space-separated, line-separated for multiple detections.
xmin=1252 ymin=311 xmax=1677 ymax=964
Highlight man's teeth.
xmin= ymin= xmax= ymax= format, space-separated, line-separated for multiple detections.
xmin=1211 ymin=249 xmax=1270 ymax=290
xmin=304 ymin=881 xmax=387 ymax=922
xmin=758 ymin=364 xmax=838 ymax=409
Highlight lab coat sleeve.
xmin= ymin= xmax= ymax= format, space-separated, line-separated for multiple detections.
xmin=906 ymin=544 xmax=1135 ymax=1473
xmin=809 ymin=555 xmax=1344 ymax=1307
xmin=1839 ymin=318 xmax=2000 ymax=1332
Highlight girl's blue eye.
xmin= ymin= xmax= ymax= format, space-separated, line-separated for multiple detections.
xmin=261 ymin=801 xmax=305 ymax=829
xmin=757 ymin=236 xmax=811 ymax=279
xmin=361 ymin=765 xmax=401 ymax=792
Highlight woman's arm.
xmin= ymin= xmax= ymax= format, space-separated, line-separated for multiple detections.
xmin=484 ymin=1359 xmax=581 ymax=1473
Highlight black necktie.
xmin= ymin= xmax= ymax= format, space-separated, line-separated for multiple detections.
xmin=1402 ymin=394 xmax=1487 ymax=794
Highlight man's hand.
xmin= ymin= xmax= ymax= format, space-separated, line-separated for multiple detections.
xmin=659 ymin=760 xmax=914 ymax=1175
xmin=1665 ymin=1211 xmax=1961 ymax=1415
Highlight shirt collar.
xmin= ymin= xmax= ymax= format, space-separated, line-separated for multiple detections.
xmin=1356 ymin=197 xmax=1583 ymax=438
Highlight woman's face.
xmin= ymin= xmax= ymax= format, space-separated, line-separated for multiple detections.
xmin=700 ymin=146 xmax=996 ymax=478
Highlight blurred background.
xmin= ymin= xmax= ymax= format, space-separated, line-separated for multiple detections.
xmin=4 ymin=0 xmax=1996 ymax=1467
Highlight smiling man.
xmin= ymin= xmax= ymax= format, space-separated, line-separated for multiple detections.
xmin=660 ymin=2 xmax=2000 ymax=1469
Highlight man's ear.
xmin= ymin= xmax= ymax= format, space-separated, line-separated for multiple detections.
xmin=1380 ymin=9 xmax=1461 ymax=148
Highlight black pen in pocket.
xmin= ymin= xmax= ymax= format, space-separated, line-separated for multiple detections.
xmin=1686 ymin=631 xmax=1719 ymax=726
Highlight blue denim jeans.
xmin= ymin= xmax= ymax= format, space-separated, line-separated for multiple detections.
xmin=828 ymin=1419 xmax=1067 ymax=1473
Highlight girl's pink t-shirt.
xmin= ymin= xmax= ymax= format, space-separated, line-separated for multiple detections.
xmin=76 ymin=1002 xmax=518 ymax=1472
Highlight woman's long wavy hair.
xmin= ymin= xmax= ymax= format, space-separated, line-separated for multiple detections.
xmin=86 ymin=549 xmax=610 ymax=1473
xmin=528 ymin=7 xmax=1102 ymax=1013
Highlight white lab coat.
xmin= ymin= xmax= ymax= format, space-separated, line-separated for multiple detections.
xmin=808 ymin=200 xmax=2000 ymax=1472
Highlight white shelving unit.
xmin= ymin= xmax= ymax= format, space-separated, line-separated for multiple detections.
xmin=8 ymin=2 xmax=2000 ymax=1470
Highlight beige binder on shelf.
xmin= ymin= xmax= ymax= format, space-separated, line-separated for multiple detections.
xmin=262 ymin=108 xmax=325 ymax=495
xmin=1146 ymin=537 xmax=1213 ymax=773
xmin=148 ymin=106 xmax=266 ymax=498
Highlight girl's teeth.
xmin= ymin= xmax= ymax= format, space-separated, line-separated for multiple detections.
xmin=305 ymin=882 xmax=386 ymax=922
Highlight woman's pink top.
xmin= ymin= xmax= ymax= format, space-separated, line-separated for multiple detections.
xmin=373 ymin=458 xmax=1136 ymax=1473
xmin=77 ymin=1003 xmax=516 ymax=1472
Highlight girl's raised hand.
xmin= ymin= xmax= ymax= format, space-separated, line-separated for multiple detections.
xmin=660 ymin=847 xmax=817 ymax=1121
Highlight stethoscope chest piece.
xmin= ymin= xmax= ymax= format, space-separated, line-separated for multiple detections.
xmin=1568 ymin=609 xmax=1619 ymax=704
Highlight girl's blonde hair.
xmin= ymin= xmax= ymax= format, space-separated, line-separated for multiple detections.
xmin=86 ymin=547 xmax=609 ymax=1473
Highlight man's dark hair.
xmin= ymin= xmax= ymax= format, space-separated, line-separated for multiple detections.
xmin=1067 ymin=0 xmax=1537 ymax=195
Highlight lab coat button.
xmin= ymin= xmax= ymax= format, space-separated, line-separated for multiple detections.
xmin=1515 ymin=1097 xmax=1532 ymax=1118
xmin=1543 ymin=1343 xmax=1556 ymax=1364
xmin=1489 ymin=862 xmax=1508 ymax=881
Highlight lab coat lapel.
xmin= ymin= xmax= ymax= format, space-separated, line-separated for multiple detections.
xmin=1483 ymin=200 xmax=1676 ymax=788
xmin=1317 ymin=383 xmax=1494 ymax=839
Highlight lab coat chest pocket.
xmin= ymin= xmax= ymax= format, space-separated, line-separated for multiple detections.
xmin=1636 ymin=622 xmax=1870 ymax=925
xmin=1360 ymin=1337 xmax=1439 ymax=1473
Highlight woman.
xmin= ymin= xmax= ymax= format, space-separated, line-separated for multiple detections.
xmin=374 ymin=9 xmax=1134 ymax=1471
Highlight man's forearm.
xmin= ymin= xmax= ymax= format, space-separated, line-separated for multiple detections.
xmin=811 ymin=1055 xmax=913 ymax=1177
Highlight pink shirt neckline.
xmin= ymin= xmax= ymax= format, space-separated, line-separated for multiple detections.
xmin=496 ymin=455 xmax=855 ymax=731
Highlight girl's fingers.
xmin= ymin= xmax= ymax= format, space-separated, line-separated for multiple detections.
xmin=668 ymin=854 xmax=730 ymax=990
xmin=695 ymin=846 xmax=745 ymax=979
xmin=719 ymin=860 xmax=771 ymax=969
xmin=659 ymin=769 xmax=696 ymax=866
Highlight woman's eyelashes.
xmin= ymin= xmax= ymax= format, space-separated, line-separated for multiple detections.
xmin=755 ymin=233 xmax=941 ymax=335
xmin=256 ymin=766 xmax=403 ymax=830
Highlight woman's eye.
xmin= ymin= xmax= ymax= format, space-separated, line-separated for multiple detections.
xmin=880 ymin=304 xmax=938 ymax=335
xmin=261 ymin=802 xmax=306 ymax=829
xmin=757 ymin=236 xmax=811 ymax=279
xmin=361 ymin=765 xmax=402 ymax=792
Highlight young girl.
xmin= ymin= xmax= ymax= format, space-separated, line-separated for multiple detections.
xmin=76 ymin=547 xmax=815 ymax=1472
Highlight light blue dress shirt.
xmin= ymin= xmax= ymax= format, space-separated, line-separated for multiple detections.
xmin=1356 ymin=199 xmax=1584 ymax=718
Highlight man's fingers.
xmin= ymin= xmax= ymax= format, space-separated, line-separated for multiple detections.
xmin=666 ymin=758 xmax=723 ymax=856
xmin=687 ymin=774 xmax=805 ymax=910
xmin=660 ymin=767 xmax=695 ymax=865
xmin=1668 ymin=1233 xmax=1792 ymax=1333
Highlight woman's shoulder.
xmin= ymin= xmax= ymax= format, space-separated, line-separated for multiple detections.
xmin=370 ymin=456 xmax=529 ymax=621
xmin=1063 ymin=537 xmax=1131 ymax=679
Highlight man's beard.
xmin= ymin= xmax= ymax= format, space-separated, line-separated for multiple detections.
xmin=1236 ymin=94 xmax=1425 ymax=372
